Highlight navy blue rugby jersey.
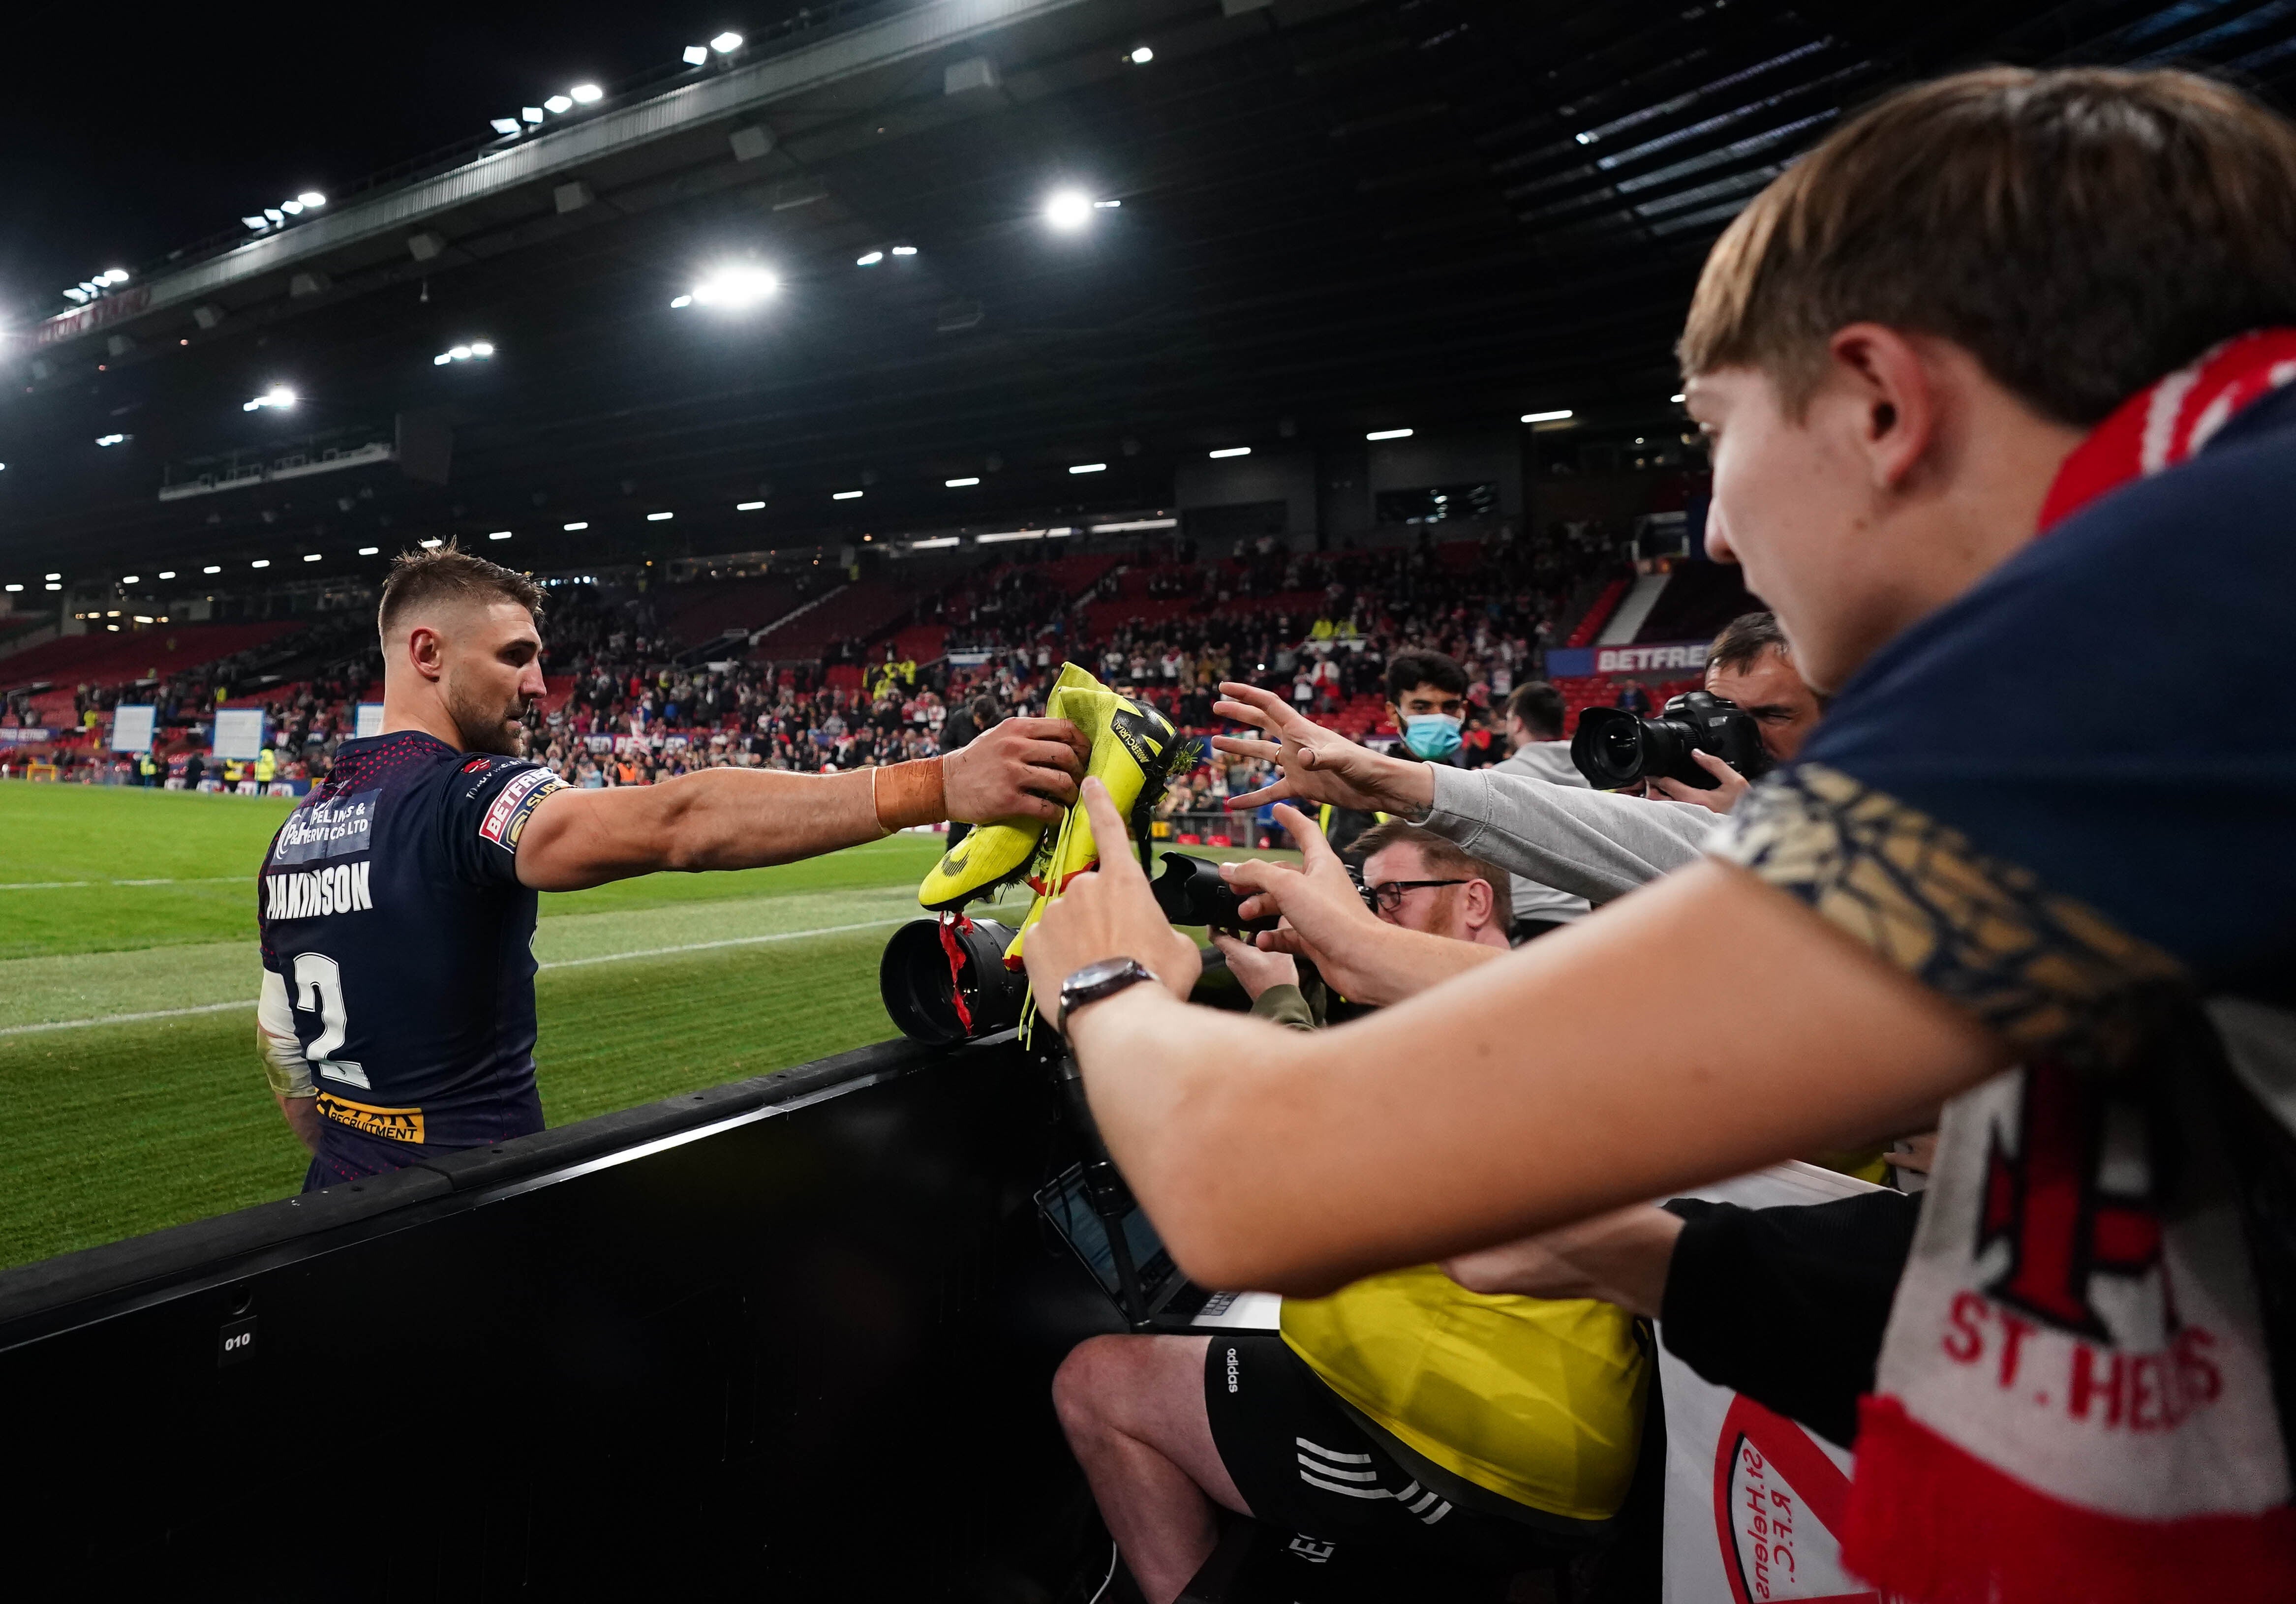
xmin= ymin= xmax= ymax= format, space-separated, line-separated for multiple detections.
xmin=257 ymin=730 xmax=568 ymax=1180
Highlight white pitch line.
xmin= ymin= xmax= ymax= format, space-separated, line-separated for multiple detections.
xmin=0 ymin=999 xmax=253 ymax=1037
xmin=0 ymin=914 xmax=925 ymax=1037
xmin=0 ymin=876 xmax=246 ymax=891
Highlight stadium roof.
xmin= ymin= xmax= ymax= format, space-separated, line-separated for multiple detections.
xmin=7 ymin=0 xmax=2296 ymax=590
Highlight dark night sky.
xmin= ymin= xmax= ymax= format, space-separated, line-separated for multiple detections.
xmin=0 ymin=4 xmax=809 ymax=320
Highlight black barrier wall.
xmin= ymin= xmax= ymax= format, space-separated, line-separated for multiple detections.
xmin=0 ymin=1034 xmax=1121 ymax=1600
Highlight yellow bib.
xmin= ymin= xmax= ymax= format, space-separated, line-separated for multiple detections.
xmin=1280 ymin=1266 xmax=1647 ymax=1521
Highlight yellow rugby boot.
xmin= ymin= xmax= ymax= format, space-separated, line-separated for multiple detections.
xmin=999 ymin=666 xmax=1184 ymax=969
xmin=917 ymin=665 xmax=1105 ymax=912
xmin=917 ymin=808 xmax=1051 ymax=912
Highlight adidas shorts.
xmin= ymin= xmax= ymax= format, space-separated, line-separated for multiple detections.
xmin=1201 ymin=1332 xmax=1578 ymax=1575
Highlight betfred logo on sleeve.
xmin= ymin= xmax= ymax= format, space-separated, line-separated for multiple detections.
xmin=479 ymin=767 xmax=566 ymax=853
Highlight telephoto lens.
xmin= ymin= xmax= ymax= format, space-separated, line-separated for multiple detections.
xmin=880 ymin=917 xmax=1030 ymax=1044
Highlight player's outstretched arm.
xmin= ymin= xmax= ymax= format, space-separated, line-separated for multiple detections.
xmin=1023 ymin=784 xmax=2008 ymax=1297
xmin=513 ymin=718 xmax=1087 ymax=892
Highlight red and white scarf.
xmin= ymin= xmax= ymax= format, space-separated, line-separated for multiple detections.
xmin=1840 ymin=331 xmax=2296 ymax=1603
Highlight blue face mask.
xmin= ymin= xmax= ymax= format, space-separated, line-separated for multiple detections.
xmin=1401 ymin=713 xmax=1463 ymax=760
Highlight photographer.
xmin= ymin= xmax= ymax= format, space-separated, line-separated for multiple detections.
xmin=1443 ymin=1189 xmax=1917 ymax=1452
xmin=1024 ymin=68 xmax=2296 ymax=1604
xmin=1052 ymin=832 xmax=1643 ymax=1604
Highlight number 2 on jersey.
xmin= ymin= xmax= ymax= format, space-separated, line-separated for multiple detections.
xmin=291 ymin=952 xmax=371 ymax=1090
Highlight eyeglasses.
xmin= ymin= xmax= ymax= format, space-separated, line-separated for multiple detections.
xmin=1361 ymin=878 xmax=1469 ymax=913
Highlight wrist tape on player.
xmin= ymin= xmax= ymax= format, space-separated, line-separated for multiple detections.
xmin=873 ymin=757 xmax=946 ymax=832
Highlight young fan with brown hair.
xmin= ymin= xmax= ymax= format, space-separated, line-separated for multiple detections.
xmin=1025 ymin=68 xmax=2296 ymax=1604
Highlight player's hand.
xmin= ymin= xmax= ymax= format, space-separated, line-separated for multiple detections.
xmin=1210 ymin=682 xmax=1434 ymax=817
xmin=1648 ymin=750 xmax=1749 ymax=814
xmin=1025 ymin=779 xmax=1201 ymax=1031
xmin=1441 ymin=1205 xmax=1685 ymax=1317
xmin=1210 ymin=932 xmax=1297 ymax=1001
xmin=943 ymin=716 xmax=1088 ymax=824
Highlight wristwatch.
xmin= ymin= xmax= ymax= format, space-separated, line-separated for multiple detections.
xmin=1057 ymin=958 xmax=1160 ymax=1028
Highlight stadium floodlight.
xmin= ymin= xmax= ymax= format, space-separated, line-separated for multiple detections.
xmin=1095 ymin=199 xmax=1122 ymax=209
xmin=134 ymin=615 xmax=153 ymax=624
xmin=1209 ymin=446 xmax=1251 ymax=458
xmin=562 ymin=521 xmax=588 ymax=531
xmin=419 ymin=538 xmax=443 ymax=549
xmin=433 ymin=353 xmax=452 ymax=365
xmin=690 ymin=265 xmax=778 ymax=308
xmin=264 ymin=207 xmax=285 ymax=223
xmin=449 ymin=345 xmax=472 ymax=360
xmin=251 ymin=559 xmax=270 ymax=569
xmin=1671 ymin=392 xmax=1686 ymax=403
xmin=890 ymin=244 xmax=917 ymax=256
xmin=1575 ymin=131 xmax=1596 ymax=146
xmin=243 ymin=387 xmax=296 ymax=412
xmin=522 ymin=106 xmax=545 ymax=124
xmin=45 ymin=583 xmax=61 ymax=591
xmin=911 ymin=536 xmax=959 ymax=549
xmin=62 ymin=287 xmax=90 ymax=303
xmin=101 ymin=269 xmax=129 ymax=284
xmin=711 ymin=30 xmax=743 ymax=52
xmin=1043 ymin=189 xmax=1094 ymax=231
xmin=570 ymin=83 xmax=603 ymax=104
xmin=1 ymin=584 xmax=17 ymax=593
xmin=945 ymin=477 xmax=980 ymax=487
xmin=203 ymin=565 xmax=222 ymax=574
xmin=95 ymin=433 xmax=126 ymax=446
xmin=298 ymin=192 xmax=325 ymax=208
xmin=122 ymin=574 xmax=140 ymax=583
xmin=1130 ymin=46 xmax=1153 ymax=63
xmin=158 ymin=571 xmax=176 ymax=579
xmin=282 ymin=200 xmax=304 ymax=215
xmin=1365 ymin=427 xmax=1413 ymax=440
xmin=243 ymin=215 xmax=271 ymax=231
xmin=646 ymin=511 xmax=674 ymax=521
xmin=357 ymin=547 xmax=378 ymax=556
xmin=303 ymin=552 xmax=322 ymax=562
xmin=1069 ymin=462 xmax=1107 ymax=475
xmin=857 ymin=250 xmax=884 ymax=266
xmin=670 ymin=294 xmax=694 ymax=308
xmin=491 ymin=117 xmax=522 ymax=135
xmin=683 ymin=45 xmax=708 ymax=65
xmin=1521 ymin=408 xmax=1573 ymax=424
xmin=833 ymin=490 xmax=864 ymax=501
xmin=488 ymin=531 xmax=513 ymax=541
xmin=736 ymin=500 xmax=766 ymax=511
xmin=544 ymin=94 xmax=574 ymax=115
xmin=45 ymin=572 xmax=61 ymax=580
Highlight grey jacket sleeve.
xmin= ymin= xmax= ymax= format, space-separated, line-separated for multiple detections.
xmin=1414 ymin=764 xmax=1719 ymax=904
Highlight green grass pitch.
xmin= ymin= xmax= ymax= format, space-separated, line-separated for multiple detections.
xmin=0 ymin=782 xmax=1009 ymax=1271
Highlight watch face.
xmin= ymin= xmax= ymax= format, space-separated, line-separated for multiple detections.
xmin=1069 ymin=958 xmax=1133 ymax=989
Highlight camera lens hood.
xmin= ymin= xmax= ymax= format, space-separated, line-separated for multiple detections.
xmin=881 ymin=917 xmax=1028 ymax=1045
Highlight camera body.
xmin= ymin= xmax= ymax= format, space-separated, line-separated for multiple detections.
xmin=1570 ymin=690 xmax=1773 ymax=790
xmin=1150 ymin=851 xmax=1280 ymax=936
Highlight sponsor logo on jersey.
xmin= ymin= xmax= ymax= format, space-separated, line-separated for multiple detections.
xmin=315 ymin=1093 xmax=425 ymax=1144
xmin=270 ymin=788 xmax=380 ymax=865
xmin=479 ymin=766 xmax=566 ymax=853
xmin=265 ymin=861 xmax=374 ymax=919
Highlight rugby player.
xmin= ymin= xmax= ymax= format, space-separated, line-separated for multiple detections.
xmin=256 ymin=545 xmax=1087 ymax=1188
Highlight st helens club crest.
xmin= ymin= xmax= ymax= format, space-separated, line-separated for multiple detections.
xmin=1712 ymin=1395 xmax=1877 ymax=1604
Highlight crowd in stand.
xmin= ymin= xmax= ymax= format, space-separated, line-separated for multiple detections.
xmin=4 ymin=517 xmax=1646 ymax=797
